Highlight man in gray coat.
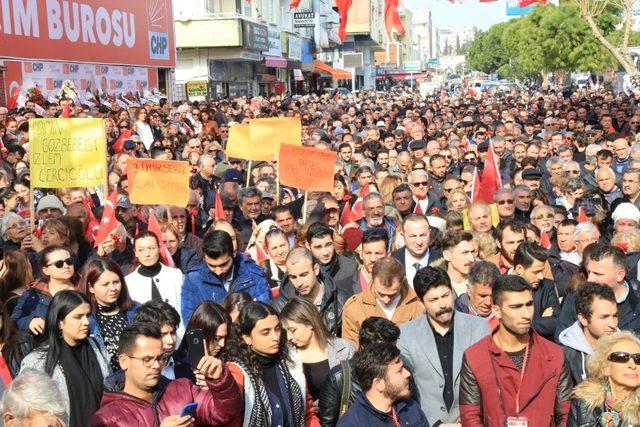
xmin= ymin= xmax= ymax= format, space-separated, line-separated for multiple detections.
xmin=398 ymin=266 xmax=490 ymax=426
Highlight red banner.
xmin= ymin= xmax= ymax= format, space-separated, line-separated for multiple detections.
xmin=0 ymin=0 xmax=175 ymax=67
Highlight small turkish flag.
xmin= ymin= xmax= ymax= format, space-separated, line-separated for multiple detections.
xmin=94 ymin=190 xmax=119 ymax=248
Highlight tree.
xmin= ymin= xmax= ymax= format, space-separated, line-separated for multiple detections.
xmin=573 ymin=0 xmax=637 ymax=73
xmin=467 ymin=22 xmax=510 ymax=74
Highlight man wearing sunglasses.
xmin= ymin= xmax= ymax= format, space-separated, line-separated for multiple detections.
xmin=407 ymin=170 xmax=440 ymax=215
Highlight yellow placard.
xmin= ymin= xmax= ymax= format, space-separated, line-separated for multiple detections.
xmin=249 ymin=117 xmax=301 ymax=161
xmin=29 ymin=118 xmax=106 ymax=188
xmin=127 ymin=158 xmax=191 ymax=206
xmin=225 ymin=124 xmax=251 ymax=160
xmin=186 ymin=81 xmax=207 ymax=99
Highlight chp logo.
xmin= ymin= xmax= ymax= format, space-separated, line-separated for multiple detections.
xmin=148 ymin=32 xmax=169 ymax=60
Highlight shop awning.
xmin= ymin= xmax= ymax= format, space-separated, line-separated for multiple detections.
xmin=313 ymin=59 xmax=353 ymax=79
xmin=265 ymin=56 xmax=288 ymax=68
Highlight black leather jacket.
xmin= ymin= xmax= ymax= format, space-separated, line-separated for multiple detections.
xmin=7 ymin=332 xmax=34 ymax=378
xmin=568 ymin=399 xmax=608 ymax=427
xmin=271 ymin=273 xmax=348 ymax=337
xmin=318 ymin=359 xmax=362 ymax=427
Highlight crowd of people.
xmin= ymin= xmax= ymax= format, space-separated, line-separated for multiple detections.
xmin=0 ymin=84 xmax=639 ymax=426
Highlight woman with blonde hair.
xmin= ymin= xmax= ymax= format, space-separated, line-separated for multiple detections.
xmin=611 ymin=229 xmax=640 ymax=254
xmin=379 ymin=175 xmax=403 ymax=205
xmin=569 ymin=331 xmax=640 ymax=426
xmin=447 ymin=188 xmax=471 ymax=211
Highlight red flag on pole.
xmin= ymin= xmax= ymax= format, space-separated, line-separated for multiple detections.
xmin=214 ymin=192 xmax=225 ymax=220
xmin=384 ymin=0 xmax=405 ymax=38
xmin=472 ymin=142 xmax=502 ymax=204
xmin=336 ymin=0 xmax=353 ymax=42
xmin=518 ymin=0 xmax=547 ymax=7
xmin=289 ymin=0 xmax=301 ymax=9
xmin=340 ymin=202 xmax=355 ymax=226
xmin=147 ymin=210 xmax=176 ymax=268
xmin=351 ymin=184 xmax=370 ymax=221
xmin=540 ymin=231 xmax=551 ymax=249
xmin=577 ymin=207 xmax=589 ymax=223
xmin=94 ymin=190 xmax=119 ymax=248
xmin=82 ymin=200 xmax=100 ymax=244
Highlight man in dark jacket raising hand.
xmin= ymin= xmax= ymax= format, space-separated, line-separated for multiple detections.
xmin=90 ymin=323 xmax=242 ymax=427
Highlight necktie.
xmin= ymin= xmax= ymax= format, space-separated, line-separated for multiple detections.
xmin=413 ymin=262 xmax=421 ymax=272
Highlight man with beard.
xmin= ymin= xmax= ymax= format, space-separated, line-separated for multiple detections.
xmin=337 ymin=343 xmax=427 ymax=426
xmin=392 ymin=214 xmax=443 ymax=288
xmin=273 ymin=247 xmax=347 ymax=336
xmin=428 ymin=154 xmax=449 ymax=199
xmin=181 ymin=230 xmax=270 ymax=323
xmin=358 ymin=193 xmax=396 ymax=250
xmin=513 ymin=242 xmax=561 ymax=341
xmin=494 ymin=220 xmax=527 ymax=274
xmin=621 ymin=168 xmax=640 ymax=210
xmin=460 ymin=275 xmax=572 ymax=426
xmin=443 ymin=231 xmax=479 ymax=297
xmin=455 ymin=261 xmax=501 ymax=329
xmin=306 ymin=222 xmax=357 ymax=296
xmin=398 ymin=266 xmax=490 ymax=426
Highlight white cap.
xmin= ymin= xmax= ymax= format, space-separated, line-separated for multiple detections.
xmin=612 ymin=202 xmax=640 ymax=224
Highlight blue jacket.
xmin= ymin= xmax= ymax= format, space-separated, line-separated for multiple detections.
xmin=337 ymin=395 xmax=429 ymax=427
xmin=11 ymin=282 xmax=51 ymax=333
xmin=89 ymin=302 xmax=141 ymax=350
xmin=181 ymin=252 xmax=270 ymax=324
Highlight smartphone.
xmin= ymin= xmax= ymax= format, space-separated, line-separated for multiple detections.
xmin=179 ymin=403 xmax=197 ymax=418
xmin=186 ymin=329 xmax=205 ymax=369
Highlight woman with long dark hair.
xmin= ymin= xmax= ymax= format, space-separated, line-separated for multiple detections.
xmin=0 ymin=250 xmax=33 ymax=314
xmin=12 ymin=245 xmax=76 ymax=337
xmin=78 ymin=258 xmax=140 ymax=371
xmin=0 ymin=301 xmax=32 ymax=380
xmin=19 ymin=290 xmax=110 ymax=427
xmin=179 ymin=301 xmax=230 ymax=358
xmin=223 ymin=301 xmax=319 ymax=427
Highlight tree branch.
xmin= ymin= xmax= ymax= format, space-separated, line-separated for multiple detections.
xmin=621 ymin=0 xmax=633 ymax=53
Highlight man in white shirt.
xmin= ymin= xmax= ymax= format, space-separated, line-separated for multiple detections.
xmin=392 ymin=214 xmax=443 ymax=288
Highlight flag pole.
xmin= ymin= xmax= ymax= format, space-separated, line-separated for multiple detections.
xmin=246 ymin=160 xmax=253 ymax=188
xmin=302 ymin=190 xmax=309 ymax=224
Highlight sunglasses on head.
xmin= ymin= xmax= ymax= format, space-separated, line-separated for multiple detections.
xmin=608 ymin=351 xmax=640 ymax=364
xmin=48 ymin=257 xmax=73 ymax=268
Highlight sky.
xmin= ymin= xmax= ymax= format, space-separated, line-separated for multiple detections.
xmin=404 ymin=0 xmax=513 ymax=30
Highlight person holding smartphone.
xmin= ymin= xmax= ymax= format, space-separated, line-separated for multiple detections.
xmin=91 ymin=323 xmax=242 ymax=426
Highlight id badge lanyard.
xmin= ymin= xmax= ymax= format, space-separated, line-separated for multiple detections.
xmin=489 ymin=341 xmax=530 ymax=419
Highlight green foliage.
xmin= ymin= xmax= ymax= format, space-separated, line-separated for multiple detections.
xmin=466 ymin=1 xmax=639 ymax=78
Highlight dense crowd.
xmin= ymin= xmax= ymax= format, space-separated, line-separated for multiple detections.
xmin=0 ymin=85 xmax=639 ymax=427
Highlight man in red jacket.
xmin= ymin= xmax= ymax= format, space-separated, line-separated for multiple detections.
xmin=459 ymin=275 xmax=573 ymax=427
xmin=91 ymin=323 xmax=242 ymax=427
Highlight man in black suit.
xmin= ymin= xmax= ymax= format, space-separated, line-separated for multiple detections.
xmin=392 ymin=214 xmax=443 ymax=288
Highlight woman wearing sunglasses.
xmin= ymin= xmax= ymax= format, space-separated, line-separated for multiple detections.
xmin=569 ymin=331 xmax=640 ymax=426
xmin=12 ymin=245 xmax=76 ymax=338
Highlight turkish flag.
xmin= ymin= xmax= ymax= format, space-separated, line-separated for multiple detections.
xmin=384 ymin=0 xmax=405 ymax=37
xmin=214 ymin=192 xmax=226 ymax=220
xmin=472 ymin=142 xmax=502 ymax=203
xmin=577 ymin=207 xmax=589 ymax=223
xmin=82 ymin=200 xmax=100 ymax=244
xmin=340 ymin=202 xmax=356 ymax=226
xmin=147 ymin=210 xmax=176 ymax=268
xmin=518 ymin=0 xmax=546 ymax=7
xmin=94 ymin=190 xmax=119 ymax=248
xmin=290 ymin=0 xmax=301 ymax=9
xmin=336 ymin=0 xmax=353 ymax=42
xmin=351 ymin=184 xmax=370 ymax=221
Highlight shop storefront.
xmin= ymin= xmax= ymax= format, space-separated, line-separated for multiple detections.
xmin=0 ymin=0 xmax=175 ymax=103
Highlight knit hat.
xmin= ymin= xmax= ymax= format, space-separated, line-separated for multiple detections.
xmin=612 ymin=203 xmax=640 ymax=224
xmin=36 ymin=195 xmax=66 ymax=214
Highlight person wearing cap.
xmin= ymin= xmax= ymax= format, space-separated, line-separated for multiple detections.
xmin=115 ymin=195 xmax=144 ymax=238
xmin=36 ymin=195 xmax=66 ymax=221
xmin=612 ymin=202 xmax=640 ymax=234
xmin=408 ymin=140 xmax=426 ymax=160
xmin=521 ymin=168 xmax=543 ymax=191
xmin=260 ymin=191 xmax=276 ymax=217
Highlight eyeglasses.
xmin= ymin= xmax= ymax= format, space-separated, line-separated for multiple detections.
xmin=444 ymin=187 xmax=458 ymax=192
xmin=497 ymin=199 xmax=514 ymax=205
xmin=608 ymin=351 xmax=640 ymax=365
xmin=411 ymin=181 xmax=429 ymax=187
xmin=533 ymin=213 xmax=554 ymax=220
xmin=47 ymin=257 xmax=73 ymax=268
xmin=119 ymin=125 xmax=129 ymax=129
xmin=6 ymin=220 xmax=27 ymax=231
xmin=567 ymin=170 xmax=580 ymax=175
xmin=128 ymin=353 xmax=171 ymax=368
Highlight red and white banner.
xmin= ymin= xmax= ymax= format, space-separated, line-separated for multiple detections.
xmin=0 ymin=0 xmax=175 ymax=67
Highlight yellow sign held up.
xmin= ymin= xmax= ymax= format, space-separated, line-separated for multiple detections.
xmin=225 ymin=118 xmax=302 ymax=161
xmin=127 ymin=158 xmax=191 ymax=207
xmin=29 ymin=118 xmax=106 ymax=188
xmin=225 ymin=124 xmax=251 ymax=160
